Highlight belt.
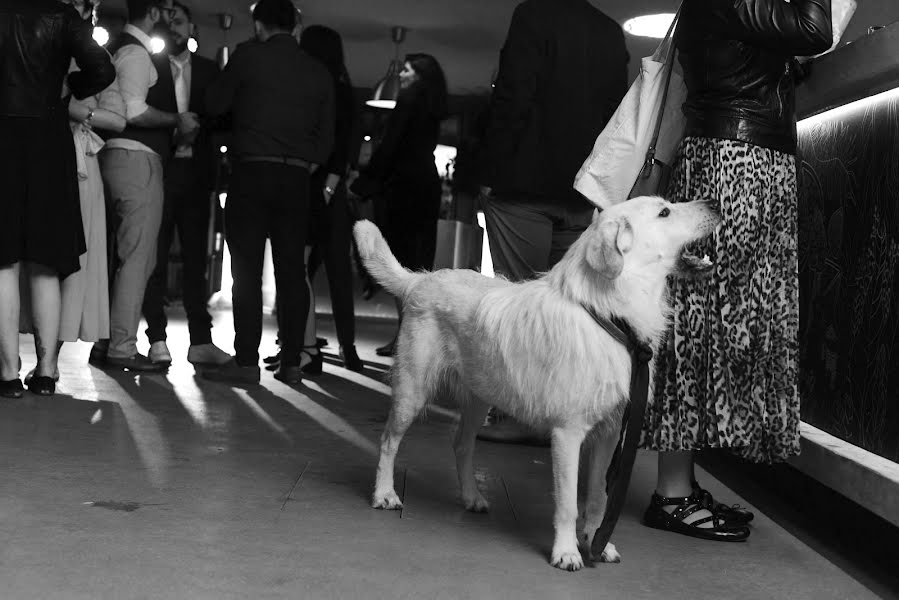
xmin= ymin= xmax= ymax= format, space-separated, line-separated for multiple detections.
xmin=237 ymin=155 xmax=312 ymax=169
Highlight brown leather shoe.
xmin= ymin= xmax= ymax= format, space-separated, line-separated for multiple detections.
xmin=106 ymin=353 xmax=168 ymax=373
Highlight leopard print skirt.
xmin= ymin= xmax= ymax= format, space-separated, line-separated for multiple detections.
xmin=641 ymin=136 xmax=800 ymax=463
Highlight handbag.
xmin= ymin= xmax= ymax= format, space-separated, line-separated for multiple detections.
xmin=574 ymin=6 xmax=685 ymax=208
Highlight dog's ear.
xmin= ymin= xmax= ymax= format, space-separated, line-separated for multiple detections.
xmin=587 ymin=218 xmax=634 ymax=279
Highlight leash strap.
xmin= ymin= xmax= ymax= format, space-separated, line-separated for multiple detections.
xmin=581 ymin=306 xmax=653 ymax=560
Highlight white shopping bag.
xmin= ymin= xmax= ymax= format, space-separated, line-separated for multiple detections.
xmin=574 ymin=6 xmax=687 ymax=209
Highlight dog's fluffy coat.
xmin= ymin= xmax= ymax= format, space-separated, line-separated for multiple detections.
xmin=353 ymin=195 xmax=719 ymax=571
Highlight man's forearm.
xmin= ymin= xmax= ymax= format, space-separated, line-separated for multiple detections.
xmin=129 ymin=106 xmax=178 ymax=128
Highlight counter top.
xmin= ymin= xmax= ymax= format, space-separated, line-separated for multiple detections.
xmin=797 ymin=21 xmax=899 ymax=119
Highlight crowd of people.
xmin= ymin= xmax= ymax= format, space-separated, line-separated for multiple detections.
xmin=0 ymin=0 xmax=831 ymax=547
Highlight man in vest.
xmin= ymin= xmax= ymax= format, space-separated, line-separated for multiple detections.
xmin=140 ymin=1 xmax=231 ymax=368
xmin=94 ymin=0 xmax=199 ymax=371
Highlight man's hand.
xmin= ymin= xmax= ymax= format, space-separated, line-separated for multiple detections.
xmin=177 ymin=111 xmax=200 ymax=136
xmin=322 ymin=173 xmax=341 ymax=206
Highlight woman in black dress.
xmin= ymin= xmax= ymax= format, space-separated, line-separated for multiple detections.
xmin=0 ymin=1 xmax=114 ymax=397
xmin=350 ymin=53 xmax=448 ymax=355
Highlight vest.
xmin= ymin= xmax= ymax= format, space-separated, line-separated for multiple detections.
xmin=106 ymin=33 xmax=177 ymax=160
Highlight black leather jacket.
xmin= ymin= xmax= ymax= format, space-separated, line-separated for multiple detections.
xmin=0 ymin=0 xmax=115 ymax=118
xmin=677 ymin=0 xmax=832 ymax=155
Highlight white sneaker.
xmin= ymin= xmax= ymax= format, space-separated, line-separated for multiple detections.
xmin=187 ymin=343 xmax=232 ymax=366
xmin=148 ymin=341 xmax=173 ymax=366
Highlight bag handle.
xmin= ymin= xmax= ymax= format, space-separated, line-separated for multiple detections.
xmin=639 ymin=5 xmax=683 ymax=180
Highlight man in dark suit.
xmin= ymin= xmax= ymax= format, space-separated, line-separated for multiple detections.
xmin=141 ymin=0 xmax=231 ymax=368
xmin=477 ymin=0 xmax=629 ymax=443
xmin=203 ymin=0 xmax=334 ymax=386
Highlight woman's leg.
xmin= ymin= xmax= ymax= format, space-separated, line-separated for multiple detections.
xmin=0 ymin=262 xmax=21 ymax=380
xmin=655 ymin=450 xmax=715 ymax=527
xmin=26 ymin=262 xmax=62 ymax=378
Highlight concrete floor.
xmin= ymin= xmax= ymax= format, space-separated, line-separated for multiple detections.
xmin=0 ymin=308 xmax=887 ymax=600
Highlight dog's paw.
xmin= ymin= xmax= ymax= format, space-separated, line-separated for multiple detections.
xmin=598 ymin=542 xmax=621 ymax=563
xmin=463 ymin=493 xmax=490 ymax=513
xmin=550 ymin=547 xmax=585 ymax=572
xmin=371 ymin=490 xmax=403 ymax=510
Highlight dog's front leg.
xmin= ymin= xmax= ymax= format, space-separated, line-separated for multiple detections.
xmin=581 ymin=430 xmax=622 ymax=563
xmin=550 ymin=426 xmax=590 ymax=572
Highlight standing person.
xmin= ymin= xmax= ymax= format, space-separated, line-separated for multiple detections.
xmin=299 ymin=25 xmax=363 ymax=373
xmin=20 ymin=0 xmax=126 ymax=386
xmin=140 ymin=1 xmax=231 ymax=368
xmin=641 ymin=0 xmax=831 ymax=541
xmin=204 ymin=0 xmax=334 ymax=385
xmin=94 ymin=0 xmax=200 ymax=372
xmin=475 ymin=0 xmax=629 ymax=443
xmin=0 ymin=0 xmax=115 ymax=398
xmin=349 ymin=53 xmax=448 ymax=357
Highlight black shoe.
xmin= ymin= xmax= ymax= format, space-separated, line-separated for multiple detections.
xmin=274 ymin=364 xmax=303 ymax=385
xmin=26 ymin=375 xmax=55 ymax=396
xmin=301 ymin=347 xmax=323 ymax=375
xmin=692 ymin=480 xmax=755 ymax=524
xmin=263 ymin=350 xmax=281 ymax=365
xmin=375 ymin=338 xmax=397 ymax=357
xmin=340 ymin=345 xmax=364 ymax=372
xmin=201 ymin=360 xmax=261 ymax=384
xmin=643 ymin=492 xmax=750 ymax=542
xmin=316 ymin=337 xmax=329 ymax=349
xmin=106 ymin=353 xmax=168 ymax=373
xmin=0 ymin=378 xmax=24 ymax=399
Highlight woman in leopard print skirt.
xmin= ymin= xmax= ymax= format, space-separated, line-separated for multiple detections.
xmin=640 ymin=0 xmax=832 ymax=542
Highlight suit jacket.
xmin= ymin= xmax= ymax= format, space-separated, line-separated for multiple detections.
xmin=186 ymin=53 xmax=222 ymax=191
xmin=479 ymin=0 xmax=629 ymax=205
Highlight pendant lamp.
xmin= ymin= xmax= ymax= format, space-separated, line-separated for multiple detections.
xmin=367 ymin=26 xmax=407 ymax=109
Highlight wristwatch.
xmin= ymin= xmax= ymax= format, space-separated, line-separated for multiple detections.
xmin=85 ymin=108 xmax=95 ymax=125
xmin=324 ymin=186 xmax=334 ymax=194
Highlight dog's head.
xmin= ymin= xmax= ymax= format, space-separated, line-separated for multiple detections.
xmin=585 ymin=196 xmax=720 ymax=281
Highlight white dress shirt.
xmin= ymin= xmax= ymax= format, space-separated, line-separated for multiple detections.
xmin=170 ymin=50 xmax=193 ymax=159
xmin=105 ymin=24 xmax=159 ymax=155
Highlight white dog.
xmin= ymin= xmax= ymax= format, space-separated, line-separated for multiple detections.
xmin=353 ymin=195 xmax=720 ymax=571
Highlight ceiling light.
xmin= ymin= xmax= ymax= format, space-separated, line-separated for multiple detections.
xmin=150 ymin=36 xmax=166 ymax=54
xmin=92 ymin=26 xmax=109 ymax=47
xmin=188 ymin=37 xmax=198 ymax=53
xmin=623 ymin=13 xmax=676 ymax=38
xmin=367 ymin=26 xmax=407 ymax=110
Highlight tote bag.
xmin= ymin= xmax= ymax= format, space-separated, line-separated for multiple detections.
xmin=574 ymin=6 xmax=686 ymax=209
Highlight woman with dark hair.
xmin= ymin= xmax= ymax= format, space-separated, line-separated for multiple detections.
xmin=350 ymin=52 xmax=448 ymax=355
xmin=295 ymin=24 xmax=363 ymax=373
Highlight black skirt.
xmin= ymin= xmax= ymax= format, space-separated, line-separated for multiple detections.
xmin=0 ymin=114 xmax=85 ymax=277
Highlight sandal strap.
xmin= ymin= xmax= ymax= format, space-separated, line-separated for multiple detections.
xmin=652 ymin=493 xmax=693 ymax=507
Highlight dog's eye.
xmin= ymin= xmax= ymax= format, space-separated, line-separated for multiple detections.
xmin=658 ymin=207 xmax=670 ymax=218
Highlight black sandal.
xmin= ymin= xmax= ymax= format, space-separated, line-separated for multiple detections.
xmin=301 ymin=345 xmax=323 ymax=375
xmin=643 ymin=492 xmax=750 ymax=542
xmin=692 ymin=480 xmax=755 ymax=524
xmin=0 ymin=378 xmax=24 ymax=399
xmin=26 ymin=375 xmax=55 ymax=396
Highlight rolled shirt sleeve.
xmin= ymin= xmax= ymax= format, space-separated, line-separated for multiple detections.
xmin=113 ymin=45 xmax=156 ymax=121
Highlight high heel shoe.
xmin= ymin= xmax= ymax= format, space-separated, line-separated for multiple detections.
xmin=27 ymin=376 xmax=56 ymax=396
xmin=301 ymin=346 xmax=323 ymax=375
xmin=340 ymin=345 xmax=364 ymax=372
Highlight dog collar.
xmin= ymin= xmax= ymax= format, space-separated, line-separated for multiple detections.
xmin=579 ymin=305 xmax=653 ymax=364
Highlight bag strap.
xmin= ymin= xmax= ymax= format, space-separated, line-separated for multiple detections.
xmin=639 ymin=5 xmax=683 ymax=179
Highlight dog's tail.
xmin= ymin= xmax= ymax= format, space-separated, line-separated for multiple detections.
xmin=353 ymin=220 xmax=416 ymax=296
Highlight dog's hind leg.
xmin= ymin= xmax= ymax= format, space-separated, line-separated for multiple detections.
xmin=550 ymin=425 xmax=591 ymax=572
xmin=581 ymin=429 xmax=622 ymax=563
xmin=453 ymin=397 xmax=491 ymax=513
xmin=371 ymin=369 xmax=427 ymax=511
